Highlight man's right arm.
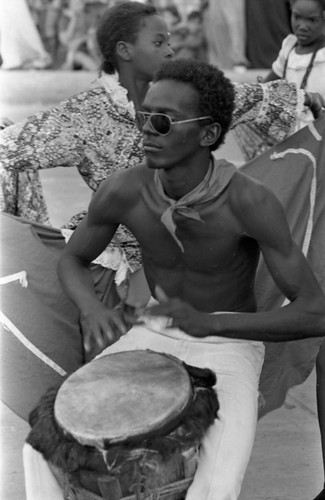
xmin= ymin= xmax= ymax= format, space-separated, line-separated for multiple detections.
xmin=57 ymin=181 xmax=131 ymax=358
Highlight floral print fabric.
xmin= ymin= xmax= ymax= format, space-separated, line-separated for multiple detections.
xmin=232 ymin=79 xmax=305 ymax=160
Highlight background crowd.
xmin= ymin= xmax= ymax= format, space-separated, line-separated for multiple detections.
xmin=0 ymin=0 xmax=292 ymax=72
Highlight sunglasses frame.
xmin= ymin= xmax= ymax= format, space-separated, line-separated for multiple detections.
xmin=137 ymin=111 xmax=213 ymax=136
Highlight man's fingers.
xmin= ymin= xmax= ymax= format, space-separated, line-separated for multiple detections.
xmin=84 ymin=330 xmax=105 ymax=352
xmin=110 ymin=316 xmax=128 ymax=337
xmin=82 ymin=324 xmax=116 ymax=355
xmin=83 ymin=330 xmax=92 ymax=352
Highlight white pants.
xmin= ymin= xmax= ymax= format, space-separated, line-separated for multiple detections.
xmin=23 ymin=443 xmax=64 ymax=500
xmin=98 ymin=315 xmax=265 ymax=500
xmin=24 ymin=316 xmax=264 ymax=500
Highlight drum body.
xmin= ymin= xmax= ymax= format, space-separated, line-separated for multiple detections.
xmin=27 ymin=350 xmax=219 ymax=500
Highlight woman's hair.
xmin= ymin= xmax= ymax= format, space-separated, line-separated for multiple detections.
xmin=153 ymin=59 xmax=235 ymax=150
xmin=96 ymin=1 xmax=157 ymax=74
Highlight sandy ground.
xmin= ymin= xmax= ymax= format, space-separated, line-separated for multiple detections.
xmin=0 ymin=69 xmax=323 ymax=500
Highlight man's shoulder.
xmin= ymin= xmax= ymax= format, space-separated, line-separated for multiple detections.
xmin=90 ymin=164 xmax=150 ymax=221
xmin=100 ymin=163 xmax=150 ymax=193
xmin=229 ymin=167 xmax=261 ymax=189
xmin=229 ymin=169 xmax=276 ymax=210
xmin=226 ymin=170 xmax=286 ymax=238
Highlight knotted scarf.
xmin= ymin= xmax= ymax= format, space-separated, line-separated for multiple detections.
xmin=154 ymin=157 xmax=237 ymax=251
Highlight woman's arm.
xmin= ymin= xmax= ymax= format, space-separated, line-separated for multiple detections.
xmin=0 ymin=86 xmax=106 ymax=223
xmin=232 ymin=80 xmax=303 ymax=132
xmin=260 ymin=69 xmax=281 ymax=83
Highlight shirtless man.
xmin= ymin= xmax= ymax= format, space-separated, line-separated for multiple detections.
xmin=58 ymin=59 xmax=325 ymax=500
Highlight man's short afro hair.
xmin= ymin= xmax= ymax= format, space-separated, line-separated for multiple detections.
xmin=153 ymin=59 xmax=235 ymax=150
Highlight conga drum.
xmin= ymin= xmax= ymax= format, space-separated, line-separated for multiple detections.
xmin=27 ymin=350 xmax=219 ymax=500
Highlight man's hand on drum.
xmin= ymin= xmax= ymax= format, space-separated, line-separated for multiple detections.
xmin=80 ymin=301 xmax=136 ymax=360
xmin=145 ymin=286 xmax=214 ymax=338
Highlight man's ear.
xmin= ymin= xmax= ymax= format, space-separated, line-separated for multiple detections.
xmin=116 ymin=41 xmax=132 ymax=62
xmin=200 ymin=123 xmax=221 ymax=148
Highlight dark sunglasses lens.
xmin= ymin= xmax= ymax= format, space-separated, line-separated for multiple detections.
xmin=150 ymin=114 xmax=171 ymax=135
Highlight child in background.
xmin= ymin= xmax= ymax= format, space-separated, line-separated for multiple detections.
xmin=234 ymin=0 xmax=325 ymax=160
xmin=263 ymin=0 xmax=325 ymax=130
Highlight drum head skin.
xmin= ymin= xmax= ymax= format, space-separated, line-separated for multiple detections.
xmin=55 ymin=350 xmax=193 ymax=449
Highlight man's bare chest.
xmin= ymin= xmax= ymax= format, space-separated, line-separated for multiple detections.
xmin=125 ymin=199 xmax=248 ymax=273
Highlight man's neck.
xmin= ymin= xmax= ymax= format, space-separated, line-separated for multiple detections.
xmin=159 ymin=155 xmax=212 ymax=201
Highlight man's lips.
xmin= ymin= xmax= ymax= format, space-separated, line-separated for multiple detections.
xmin=143 ymin=142 xmax=162 ymax=152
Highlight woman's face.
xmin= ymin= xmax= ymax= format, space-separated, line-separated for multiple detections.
xmin=129 ymin=15 xmax=174 ymax=81
xmin=291 ymin=0 xmax=325 ymax=46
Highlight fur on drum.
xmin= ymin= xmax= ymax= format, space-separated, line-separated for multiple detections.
xmin=26 ymin=361 xmax=219 ymax=500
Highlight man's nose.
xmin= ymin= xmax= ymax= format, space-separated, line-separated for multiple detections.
xmin=142 ymin=117 xmax=156 ymax=135
xmin=297 ymin=20 xmax=308 ymax=30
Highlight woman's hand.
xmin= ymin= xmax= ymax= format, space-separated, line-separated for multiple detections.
xmin=304 ymin=92 xmax=325 ymax=119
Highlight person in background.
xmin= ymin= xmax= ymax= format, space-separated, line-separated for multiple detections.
xmin=0 ymin=1 xmax=172 ymax=228
xmin=181 ymin=9 xmax=207 ymax=61
xmin=246 ymin=0 xmax=292 ymax=69
xmin=159 ymin=4 xmax=182 ymax=31
xmin=263 ymin=0 xmax=325 ymax=130
xmin=159 ymin=4 xmax=188 ymax=59
xmin=203 ymin=0 xmax=248 ymax=70
xmin=235 ymin=0 xmax=325 ymax=160
xmin=0 ymin=0 xmax=52 ymax=70
xmin=42 ymin=0 xmax=65 ymax=67
xmin=0 ymin=2 xmax=174 ymax=414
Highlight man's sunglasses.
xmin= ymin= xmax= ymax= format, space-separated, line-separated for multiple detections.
xmin=136 ymin=111 xmax=213 ymax=136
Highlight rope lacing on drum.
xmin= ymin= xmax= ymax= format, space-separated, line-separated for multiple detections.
xmin=130 ymin=477 xmax=194 ymax=500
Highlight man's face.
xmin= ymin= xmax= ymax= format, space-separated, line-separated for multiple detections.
xmin=129 ymin=15 xmax=174 ymax=81
xmin=141 ymin=79 xmax=207 ymax=170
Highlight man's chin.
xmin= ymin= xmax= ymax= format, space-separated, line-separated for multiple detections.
xmin=145 ymin=156 xmax=164 ymax=169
